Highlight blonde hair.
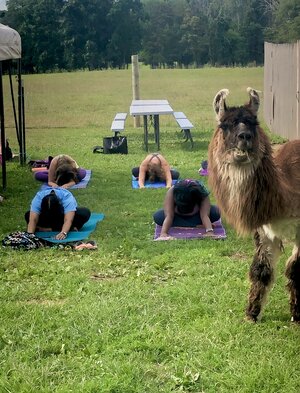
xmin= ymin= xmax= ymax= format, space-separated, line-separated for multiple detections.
xmin=148 ymin=162 xmax=165 ymax=182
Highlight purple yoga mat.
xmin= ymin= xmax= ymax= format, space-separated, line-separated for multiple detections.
xmin=154 ymin=221 xmax=226 ymax=240
xmin=198 ymin=168 xmax=208 ymax=176
xmin=40 ymin=170 xmax=91 ymax=190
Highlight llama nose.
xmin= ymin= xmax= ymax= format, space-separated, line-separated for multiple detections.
xmin=238 ymin=131 xmax=252 ymax=141
xmin=237 ymin=131 xmax=252 ymax=150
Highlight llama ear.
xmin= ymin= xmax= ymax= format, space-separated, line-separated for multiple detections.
xmin=247 ymin=87 xmax=260 ymax=115
xmin=213 ymin=89 xmax=229 ymax=121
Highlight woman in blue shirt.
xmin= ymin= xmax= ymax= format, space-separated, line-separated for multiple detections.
xmin=25 ymin=185 xmax=90 ymax=241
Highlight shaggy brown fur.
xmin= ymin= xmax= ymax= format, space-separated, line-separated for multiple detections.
xmin=208 ymin=87 xmax=300 ymax=323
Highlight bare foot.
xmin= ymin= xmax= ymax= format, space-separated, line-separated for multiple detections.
xmin=155 ymin=235 xmax=175 ymax=241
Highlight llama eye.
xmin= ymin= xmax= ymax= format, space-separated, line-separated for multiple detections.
xmin=220 ymin=123 xmax=231 ymax=138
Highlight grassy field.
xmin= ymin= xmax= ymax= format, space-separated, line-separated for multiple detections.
xmin=1 ymin=66 xmax=299 ymax=393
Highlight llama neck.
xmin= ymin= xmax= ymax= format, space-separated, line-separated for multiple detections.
xmin=219 ymin=156 xmax=285 ymax=234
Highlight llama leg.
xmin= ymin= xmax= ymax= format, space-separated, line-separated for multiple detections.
xmin=245 ymin=230 xmax=282 ymax=322
xmin=285 ymin=245 xmax=300 ymax=323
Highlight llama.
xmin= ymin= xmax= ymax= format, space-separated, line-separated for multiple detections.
xmin=208 ymin=87 xmax=300 ymax=323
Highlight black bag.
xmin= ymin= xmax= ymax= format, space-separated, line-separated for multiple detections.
xmin=2 ymin=231 xmax=47 ymax=250
xmin=5 ymin=139 xmax=13 ymax=160
xmin=28 ymin=156 xmax=53 ymax=168
xmin=93 ymin=136 xmax=128 ymax=154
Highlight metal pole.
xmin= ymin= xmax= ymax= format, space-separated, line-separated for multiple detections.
xmin=297 ymin=40 xmax=300 ymax=139
xmin=154 ymin=115 xmax=160 ymax=151
xmin=21 ymin=79 xmax=26 ymax=163
xmin=0 ymin=62 xmax=7 ymax=190
xmin=17 ymin=58 xmax=24 ymax=165
xmin=8 ymin=61 xmax=20 ymax=145
xmin=143 ymin=115 xmax=148 ymax=151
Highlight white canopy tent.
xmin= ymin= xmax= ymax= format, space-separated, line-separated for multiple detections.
xmin=0 ymin=23 xmax=25 ymax=190
xmin=0 ymin=23 xmax=21 ymax=60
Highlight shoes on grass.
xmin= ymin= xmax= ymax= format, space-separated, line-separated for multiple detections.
xmin=74 ymin=241 xmax=97 ymax=250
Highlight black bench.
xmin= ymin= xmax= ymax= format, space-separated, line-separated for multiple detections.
xmin=111 ymin=112 xmax=127 ymax=135
xmin=173 ymin=112 xmax=194 ymax=147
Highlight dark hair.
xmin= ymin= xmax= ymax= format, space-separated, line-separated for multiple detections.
xmin=148 ymin=162 xmax=165 ymax=182
xmin=41 ymin=190 xmax=63 ymax=217
xmin=173 ymin=180 xmax=203 ymax=214
xmin=55 ymin=164 xmax=78 ymax=186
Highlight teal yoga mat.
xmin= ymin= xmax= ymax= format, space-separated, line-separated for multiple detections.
xmin=35 ymin=213 xmax=104 ymax=243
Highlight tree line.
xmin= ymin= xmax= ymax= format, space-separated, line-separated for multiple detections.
xmin=1 ymin=0 xmax=299 ymax=73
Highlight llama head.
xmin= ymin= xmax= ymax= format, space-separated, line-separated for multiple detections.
xmin=212 ymin=87 xmax=263 ymax=166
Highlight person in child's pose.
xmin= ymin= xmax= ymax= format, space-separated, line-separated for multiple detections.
xmin=153 ymin=179 xmax=220 ymax=240
xmin=25 ymin=178 xmax=91 ymax=240
xmin=132 ymin=153 xmax=179 ymax=188
xmin=34 ymin=154 xmax=86 ymax=189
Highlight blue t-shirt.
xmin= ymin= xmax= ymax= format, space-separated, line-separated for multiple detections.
xmin=30 ymin=186 xmax=77 ymax=214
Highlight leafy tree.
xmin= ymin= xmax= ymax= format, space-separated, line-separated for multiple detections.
xmin=206 ymin=2 xmax=232 ymax=66
xmin=106 ymin=0 xmax=144 ymax=68
xmin=4 ymin=0 xmax=65 ymax=72
xmin=265 ymin=0 xmax=300 ymax=43
xmin=61 ymin=0 xmax=113 ymax=70
xmin=2 ymin=0 xmax=298 ymax=72
xmin=180 ymin=11 xmax=209 ymax=66
xmin=141 ymin=0 xmax=185 ymax=68
xmin=238 ymin=0 xmax=268 ymax=65
xmin=84 ymin=40 xmax=99 ymax=70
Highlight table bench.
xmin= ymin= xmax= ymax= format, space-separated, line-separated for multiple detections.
xmin=111 ymin=112 xmax=127 ymax=135
xmin=130 ymin=100 xmax=173 ymax=151
xmin=173 ymin=112 xmax=194 ymax=147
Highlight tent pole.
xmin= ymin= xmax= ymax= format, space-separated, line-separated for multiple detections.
xmin=21 ymin=77 xmax=26 ymax=163
xmin=8 ymin=61 xmax=20 ymax=145
xmin=17 ymin=58 xmax=24 ymax=165
xmin=0 ymin=62 xmax=7 ymax=190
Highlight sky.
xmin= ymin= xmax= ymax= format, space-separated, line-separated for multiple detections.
xmin=0 ymin=0 xmax=6 ymax=11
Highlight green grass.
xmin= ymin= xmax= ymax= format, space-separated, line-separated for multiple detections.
xmin=0 ymin=66 xmax=299 ymax=393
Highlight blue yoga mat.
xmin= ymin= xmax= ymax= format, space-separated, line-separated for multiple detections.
xmin=35 ymin=213 xmax=104 ymax=243
xmin=132 ymin=176 xmax=177 ymax=189
xmin=40 ymin=170 xmax=92 ymax=190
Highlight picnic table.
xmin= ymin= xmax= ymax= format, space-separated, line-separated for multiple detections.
xmin=129 ymin=99 xmax=174 ymax=151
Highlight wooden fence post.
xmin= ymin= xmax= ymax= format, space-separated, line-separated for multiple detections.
xmin=131 ymin=54 xmax=140 ymax=128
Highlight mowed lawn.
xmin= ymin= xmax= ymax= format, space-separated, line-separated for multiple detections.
xmin=1 ymin=67 xmax=299 ymax=393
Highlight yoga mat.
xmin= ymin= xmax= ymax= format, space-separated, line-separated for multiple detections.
xmin=132 ymin=176 xmax=177 ymax=189
xmin=154 ymin=220 xmax=226 ymax=240
xmin=198 ymin=168 xmax=208 ymax=176
xmin=40 ymin=170 xmax=91 ymax=190
xmin=72 ymin=169 xmax=91 ymax=189
xmin=35 ymin=213 xmax=104 ymax=243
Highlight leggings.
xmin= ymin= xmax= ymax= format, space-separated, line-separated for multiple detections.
xmin=132 ymin=167 xmax=180 ymax=180
xmin=153 ymin=205 xmax=220 ymax=227
xmin=34 ymin=168 xmax=87 ymax=183
xmin=25 ymin=207 xmax=91 ymax=231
